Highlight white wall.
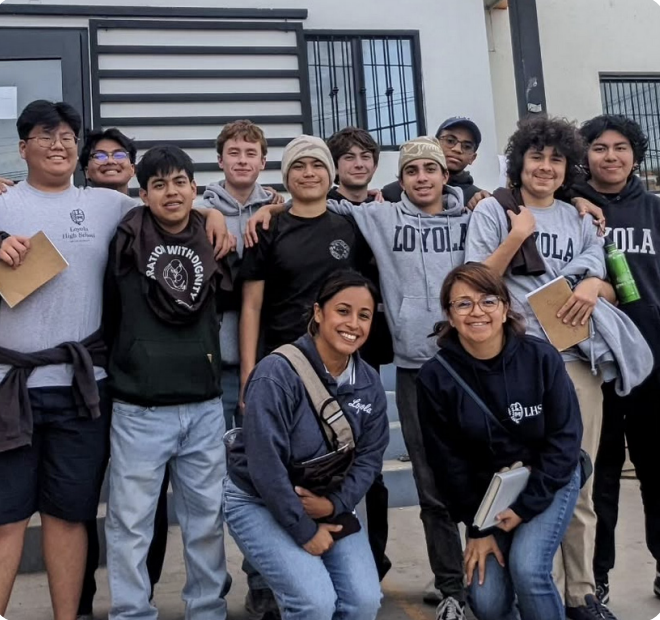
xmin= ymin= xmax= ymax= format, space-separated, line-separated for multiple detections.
xmin=489 ymin=0 xmax=660 ymax=144
xmin=2 ymin=0 xmax=502 ymax=190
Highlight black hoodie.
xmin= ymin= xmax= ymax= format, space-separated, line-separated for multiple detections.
xmin=416 ymin=330 xmax=582 ymax=537
xmin=572 ymin=177 xmax=660 ymax=370
xmin=381 ymin=169 xmax=482 ymax=206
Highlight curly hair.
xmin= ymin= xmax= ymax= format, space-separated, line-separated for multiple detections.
xmin=505 ymin=116 xmax=586 ymax=190
xmin=215 ymin=119 xmax=268 ymax=157
xmin=580 ymin=114 xmax=648 ymax=166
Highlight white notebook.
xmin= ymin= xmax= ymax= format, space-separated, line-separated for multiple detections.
xmin=474 ymin=465 xmax=530 ymax=530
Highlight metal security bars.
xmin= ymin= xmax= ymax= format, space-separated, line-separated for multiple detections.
xmin=601 ymin=76 xmax=660 ymax=192
xmin=306 ymin=33 xmax=424 ymax=147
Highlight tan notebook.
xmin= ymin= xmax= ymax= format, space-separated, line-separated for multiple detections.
xmin=526 ymin=276 xmax=589 ymax=351
xmin=0 ymin=231 xmax=68 ymax=308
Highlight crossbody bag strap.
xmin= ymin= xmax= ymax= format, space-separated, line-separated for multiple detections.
xmin=274 ymin=344 xmax=356 ymax=449
xmin=434 ymin=352 xmax=499 ymax=422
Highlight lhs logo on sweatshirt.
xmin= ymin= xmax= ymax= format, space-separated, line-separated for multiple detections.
xmin=508 ymin=402 xmax=543 ymax=424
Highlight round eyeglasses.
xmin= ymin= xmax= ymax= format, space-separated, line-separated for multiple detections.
xmin=438 ymin=135 xmax=476 ymax=154
xmin=90 ymin=150 xmax=130 ymax=163
xmin=449 ymin=295 xmax=502 ymax=315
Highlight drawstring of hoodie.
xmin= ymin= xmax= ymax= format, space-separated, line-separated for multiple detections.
xmin=417 ymin=214 xmax=432 ymax=311
xmin=588 ymin=318 xmax=597 ymax=375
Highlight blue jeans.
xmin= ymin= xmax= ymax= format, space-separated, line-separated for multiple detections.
xmin=468 ymin=467 xmax=581 ymax=620
xmin=106 ymin=398 xmax=228 ymax=620
xmin=224 ymin=478 xmax=382 ymax=620
xmin=221 ymin=365 xmax=240 ymax=430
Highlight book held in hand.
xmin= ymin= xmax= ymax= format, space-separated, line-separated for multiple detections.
xmin=0 ymin=231 xmax=68 ymax=308
xmin=526 ymin=276 xmax=590 ymax=352
xmin=474 ymin=463 xmax=530 ymax=531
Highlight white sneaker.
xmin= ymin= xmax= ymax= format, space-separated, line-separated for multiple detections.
xmin=436 ymin=596 xmax=466 ymax=620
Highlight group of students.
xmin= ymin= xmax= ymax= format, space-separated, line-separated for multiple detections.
xmin=0 ymin=98 xmax=657 ymax=620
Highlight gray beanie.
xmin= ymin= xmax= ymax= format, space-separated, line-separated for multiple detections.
xmin=281 ymin=135 xmax=336 ymax=190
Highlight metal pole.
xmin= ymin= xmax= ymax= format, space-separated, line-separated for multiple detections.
xmin=507 ymin=0 xmax=547 ymax=118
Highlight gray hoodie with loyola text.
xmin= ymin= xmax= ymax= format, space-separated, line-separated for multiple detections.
xmin=327 ymin=186 xmax=469 ymax=369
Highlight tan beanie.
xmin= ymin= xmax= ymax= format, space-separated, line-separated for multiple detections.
xmin=398 ymin=136 xmax=448 ymax=177
xmin=281 ymin=135 xmax=336 ymax=190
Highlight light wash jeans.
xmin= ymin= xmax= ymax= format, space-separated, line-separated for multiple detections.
xmin=106 ymin=398 xmax=228 ymax=620
xmin=468 ymin=467 xmax=581 ymax=620
xmin=224 ymin=478 xmax=382 ymax=620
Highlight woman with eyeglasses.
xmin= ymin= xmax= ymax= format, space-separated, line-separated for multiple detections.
xmin=416 ymin=263 xmax=583 ymax=620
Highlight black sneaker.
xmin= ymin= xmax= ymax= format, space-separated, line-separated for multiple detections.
xmin=435 ymin=596 xmax=466 ymax=620
xmin=245 ymin=588 xmax=280 ymax=619
xmin=422 ymin=579 xmax=442 ymax=605
xmin=654 ymin=563 xmax=660 ymax=598
xmin=566 ymin=594 xmax=618 ymax=619
xmin=595 ymin=579 xmax=610 ymax=605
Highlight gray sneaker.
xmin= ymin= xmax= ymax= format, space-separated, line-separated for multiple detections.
xmin=436 ymin=596 xmax=466 ymax=620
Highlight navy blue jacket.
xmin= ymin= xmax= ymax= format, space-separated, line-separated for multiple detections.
xmin=573 ymin=177 xmax=660 ymax=377
xmin=416 ymin=329 xmax=582 ymax=536
xmin=228 ymin=334 xmax=389 ymax=546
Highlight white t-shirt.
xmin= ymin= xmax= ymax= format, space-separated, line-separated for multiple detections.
xmin=0 ymin=182 xmax=137 ymax=387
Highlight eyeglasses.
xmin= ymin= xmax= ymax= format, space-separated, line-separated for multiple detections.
xmin=449 ymin=295 xmax=502 ymax=315
xmin=439 ymin=135 xmax=476 ymax=154
xmin=90 ymin=150 xmax=130 ymax=163
xmin=26 ymin=134 xmax=79 ymax=149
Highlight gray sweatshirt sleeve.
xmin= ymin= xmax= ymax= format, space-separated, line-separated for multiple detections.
xmin=326 ymin=199 xmax=392 ymax=248
xmin=464 ymin=199 xmax=506 ymax=262
xmin=559 ymin=215 xmax=606 ymax=280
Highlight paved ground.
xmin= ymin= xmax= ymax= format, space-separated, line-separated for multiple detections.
xmin=6 ymin=479 xmax=660 ymax=620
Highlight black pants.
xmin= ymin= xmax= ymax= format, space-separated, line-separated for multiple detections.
xmin=593 ymin=379 xmax=660 ymax=581
xmin=366 ymin=473 xmax=391 ymax=581
xmin=77 ymin=469 xmax=170 ymax=615
xmin=395 ymin=367 xmax=465 ymax=601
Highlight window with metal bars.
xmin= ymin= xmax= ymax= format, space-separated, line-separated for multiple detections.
xmin=600 ymin=76 xmax=660 ymax=192
xmin=306 ymin=33 xmax=425 ymax=148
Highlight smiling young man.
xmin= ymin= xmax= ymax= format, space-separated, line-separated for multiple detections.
xmin=103 ymin=145 xmax=229 ymax=620
xmin=0 ymin=100 xmax=231 ymax=620
xmin=381 ymin=117 xmax=489 ymax=209
xmin=200 ymin=120 xmax=277 ymax=432
xmin=239 ymin=136 xmax=364 ymax=382
xmin=464 ymin=115 xmax=653 ymax=620
xmin=325 ymin=127 xmax=393 ymax=582
xmin=0 ymin=101 xmax=138 ymax=620
xmin=572 ymin=115 xmax=660 ymax=604
xmin=79 ymin=128 xmax=137 ymax=195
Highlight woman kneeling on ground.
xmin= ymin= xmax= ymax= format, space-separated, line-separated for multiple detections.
xmin=416 ymin=263 xmax=583 ymax=620
xmin=224 ymin=270 xmax=389 ymax=620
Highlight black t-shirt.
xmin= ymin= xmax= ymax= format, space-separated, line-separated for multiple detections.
xmin=240 ymin=209 xmax=366 ymax=355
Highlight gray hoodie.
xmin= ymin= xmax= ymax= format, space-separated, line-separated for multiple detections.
xmin=198 ymin=181 xmax=274 ymax=366
xmin=327 ymin=186 xmax=469 ymax=369
xmin=465 ymin=196 xmax=652 ymax=395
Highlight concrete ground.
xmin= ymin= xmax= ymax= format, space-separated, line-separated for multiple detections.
xmin=6 ymin=479 xmax=660 ymax=620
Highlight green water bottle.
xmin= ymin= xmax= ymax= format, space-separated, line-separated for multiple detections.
xmin=605 ymin=240 xmax=641 ymax=304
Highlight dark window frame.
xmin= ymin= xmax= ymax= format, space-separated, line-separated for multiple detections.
xmin=600 ymin=73 xmax=660 ymax=192
xmin=304 ymin=29 xmax=425 ymax=150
